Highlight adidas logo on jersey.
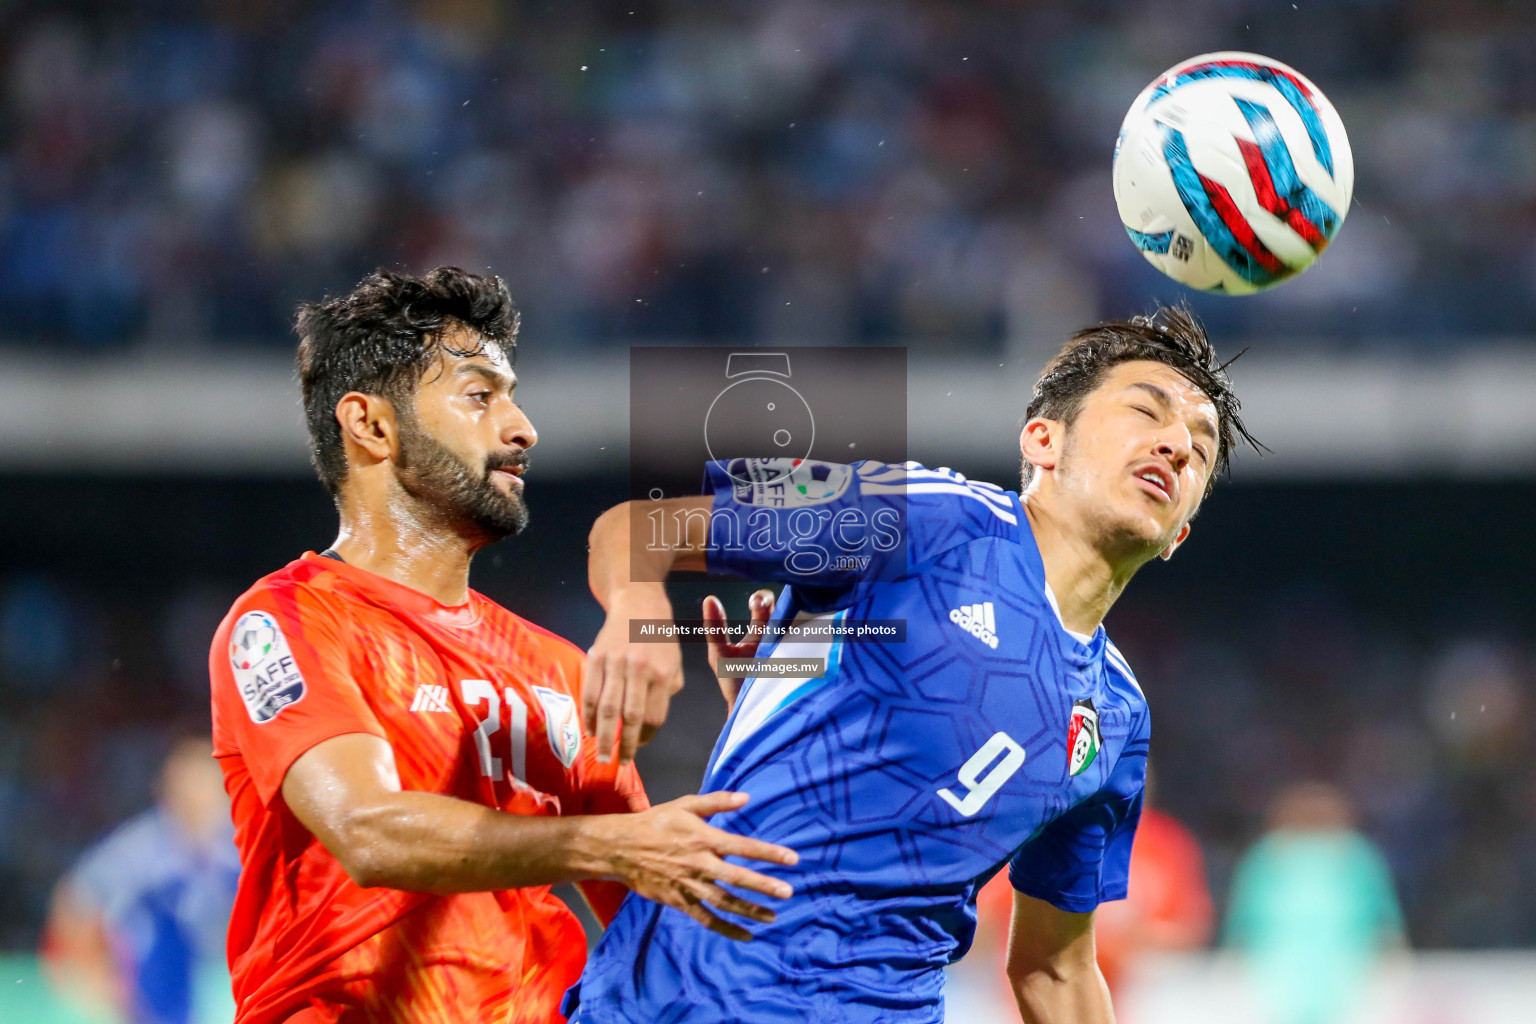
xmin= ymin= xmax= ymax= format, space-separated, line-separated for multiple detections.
xmin=949 ymin=602 xmax=999 ymax=649
xmin=409 ymin=683 xmax=453 ymax=713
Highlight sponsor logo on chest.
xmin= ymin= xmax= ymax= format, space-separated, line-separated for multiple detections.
xmin=409 ymin=683 xmax=454 ymax=713
xmin=949 ymin=601 xmax=999 ymax=649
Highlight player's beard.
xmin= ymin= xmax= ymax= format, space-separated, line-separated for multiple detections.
xmin=1056 ymin=429 xmax=1174 ymax=559
xmin=394 ymin=413 xmax=530 ymax=541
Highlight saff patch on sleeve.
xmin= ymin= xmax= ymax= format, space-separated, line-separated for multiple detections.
xmin=230 ymin=610 xmax=307 ymax=724
xmin=726 ymin=458 xmax=853 ymax=507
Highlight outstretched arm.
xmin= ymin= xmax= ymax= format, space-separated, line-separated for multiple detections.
xmin=281 ymin=732 xmax=797 ymax=941
xmin=582 ymin=497 xmax=714 ymax=763
xmin=1006 ymin=891 xmax=1115 ymax=1024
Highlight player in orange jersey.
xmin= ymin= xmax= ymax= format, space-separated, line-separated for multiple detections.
xmin=209 ymin=267 xmax=796 ymax=1024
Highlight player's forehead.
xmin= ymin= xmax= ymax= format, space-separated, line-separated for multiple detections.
xmin=1097 ymin=360 xmax=1218 ymax=430
xmin=422 ymin=328 xmax=516 ymax=389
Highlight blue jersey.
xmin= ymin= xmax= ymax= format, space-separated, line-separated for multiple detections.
xmin=66 ymin=807 xmax=240 ymax=1024
xmin=570 ymin=459 xmax=1149 ymax=1023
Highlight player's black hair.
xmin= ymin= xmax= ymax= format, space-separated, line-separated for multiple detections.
xmin=295 ymin=267 xmax=520 ymax=497
xmin=1022 ymin=304 xmax=1261 ymax=497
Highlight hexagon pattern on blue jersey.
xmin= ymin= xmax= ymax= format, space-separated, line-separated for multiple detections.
xmin=570 ymin=461 xmax=1150 ymax=1024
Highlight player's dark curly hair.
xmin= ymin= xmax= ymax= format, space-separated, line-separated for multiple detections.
xmin=296 ymin=267 xmax=520 ymax=497
xmin=1022 ymin=304 xmax=1261 ymax=497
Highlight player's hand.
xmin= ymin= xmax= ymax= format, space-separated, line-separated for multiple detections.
xmin=582 ymin=584 xmax=683 ymax=765
xmin=702 ymin=590 xmax=775 ymax=713
xmin=591 ymin=791 xmax=797 ymax=942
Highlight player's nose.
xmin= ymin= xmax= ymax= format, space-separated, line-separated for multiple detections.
xmin=504 ymin=402 xmax=538 ymax=451
xmin=1154 ymin=434 xmax=1189 ymax=473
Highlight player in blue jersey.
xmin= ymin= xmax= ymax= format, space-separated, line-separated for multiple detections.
xmin=572 ymin=306 xmax=1258 ymax=1023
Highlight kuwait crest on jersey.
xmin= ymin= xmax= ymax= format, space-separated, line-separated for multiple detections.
xmin=1067 ymin=698 xmax=1102 ymax=777
xmin=533 ymin=686 xmax=581 ymax=768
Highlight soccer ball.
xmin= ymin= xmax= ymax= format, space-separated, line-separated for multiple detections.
xmin=1113 ymin=51 xmax=1354 ymax=294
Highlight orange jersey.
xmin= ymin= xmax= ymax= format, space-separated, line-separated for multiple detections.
xmin=209 ymin=552 xmax=647 ymax=1024
xmin=1093 ymin=807 xmax=1213 ymax=990
xmin=974 ymin=808 xmax=1213 ymax=996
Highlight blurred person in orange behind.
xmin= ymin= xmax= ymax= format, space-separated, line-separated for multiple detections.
xmin=209 ymin=268 xmax=796 ymax=1024
xmin=968 ymin=770 xmax=1213 ymax=1008
xmin=1091 ymin=770 xmax=1214 ymax=994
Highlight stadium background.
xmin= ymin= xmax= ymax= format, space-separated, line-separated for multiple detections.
xmin=0 ymin=0 xmax=1533 ymax=1021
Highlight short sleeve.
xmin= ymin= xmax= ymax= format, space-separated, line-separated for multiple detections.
xmin=574 ymin=757 xmax=649 ymax=816
xmin=1008 ymin=785 xmax=1145 ymax=914
xmin=209 ymin=584 xmax=386 ymax=805
xmin=570 ymin=695 xmax=650 ymax=927
xmin=702 ymin=459 xmax=1019 ymax=585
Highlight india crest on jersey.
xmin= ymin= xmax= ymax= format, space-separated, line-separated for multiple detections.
xmin=534 ymin=686 xmax=581 ymax=768
xmin=1067 ymin=698 xmax=1102 ymax=776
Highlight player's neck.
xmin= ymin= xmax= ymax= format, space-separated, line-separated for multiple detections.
xmin=329 ymin=495 xmax=478 ymax=606
xmin=1021 ymin=495 xmax=1138 ymax=636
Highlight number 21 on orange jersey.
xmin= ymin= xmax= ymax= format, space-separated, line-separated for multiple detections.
xmin=460 ymin=679 xmax=528 ymax=784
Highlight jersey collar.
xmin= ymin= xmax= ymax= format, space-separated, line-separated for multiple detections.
xmin=299 ymin=551 xmax=483 ymax=628
xmin=1011 ymin=495 xmax=1107 ymax=666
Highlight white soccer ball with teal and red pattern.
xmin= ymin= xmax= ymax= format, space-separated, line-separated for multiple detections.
xmin=1113 ymin=51 xmax=1354 ymax=294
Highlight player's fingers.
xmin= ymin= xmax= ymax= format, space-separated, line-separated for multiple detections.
xmin=675 ymin=897 xmax=753 ymax=943
xmin=639 ymin=678 xmax=673 ymax=750
xmin=697 ymin=856 xmax=793 ymax=900
xmin=705 ymin=828 xmax=801 ymax=868
xmin=702 ymin=595 xmax=730 ymax=658
xmin=580 ymin=652 xmax=605 ymax=737
xmin=746 ymin=590 xmax=775 ymax=637
xmin=727 ymin=588 xmax=775 ymax=659
xmin=708 ymin=859 xmax=795 ymax=901
xmin=693 ymin=879 xmax=777 ymax=924
xmin=618 ymin=654 xmax=649 ymax=765
xmin=593 ymin=653 xmax=626 ymax=761
xmin=673 ymin=790 xmax=751 ymax=818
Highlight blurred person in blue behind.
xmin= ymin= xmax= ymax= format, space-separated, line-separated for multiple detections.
xmin=1225 ymin=781 xmax=1404 ymax=1024
xmin=41 ymin=734 xmax=240 ymax=1024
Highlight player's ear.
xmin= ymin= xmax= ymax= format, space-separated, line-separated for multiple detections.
xmin=1019 ymin=417 xmax=1062 ymax=474
xmin=1158 ymin=522 xmax=1191 ymax=561
xmin=335 ymin=392 xmax=396 ymax=464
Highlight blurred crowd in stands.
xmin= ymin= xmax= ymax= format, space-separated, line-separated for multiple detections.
xmin=2 ymin=0 xmax=1535 ymax=1015
xmin=4 ymin=0 xmax=1536 ymax=352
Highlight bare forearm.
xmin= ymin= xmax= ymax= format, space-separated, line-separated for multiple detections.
xmin=1012 ymin=964 xmax=1115 ymax=1024
xmin=328 ymin=789 xmax=614 ymax=894
xmin=1005 ymin=895 xmax=1111 ymax=1024
xmin=590 ymin=502 xmax=662 ymax=608
xmin=283 ymin=734 xmax=797 ymax=941
xmin=588 ymin=500 xmax=709 ymax=609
